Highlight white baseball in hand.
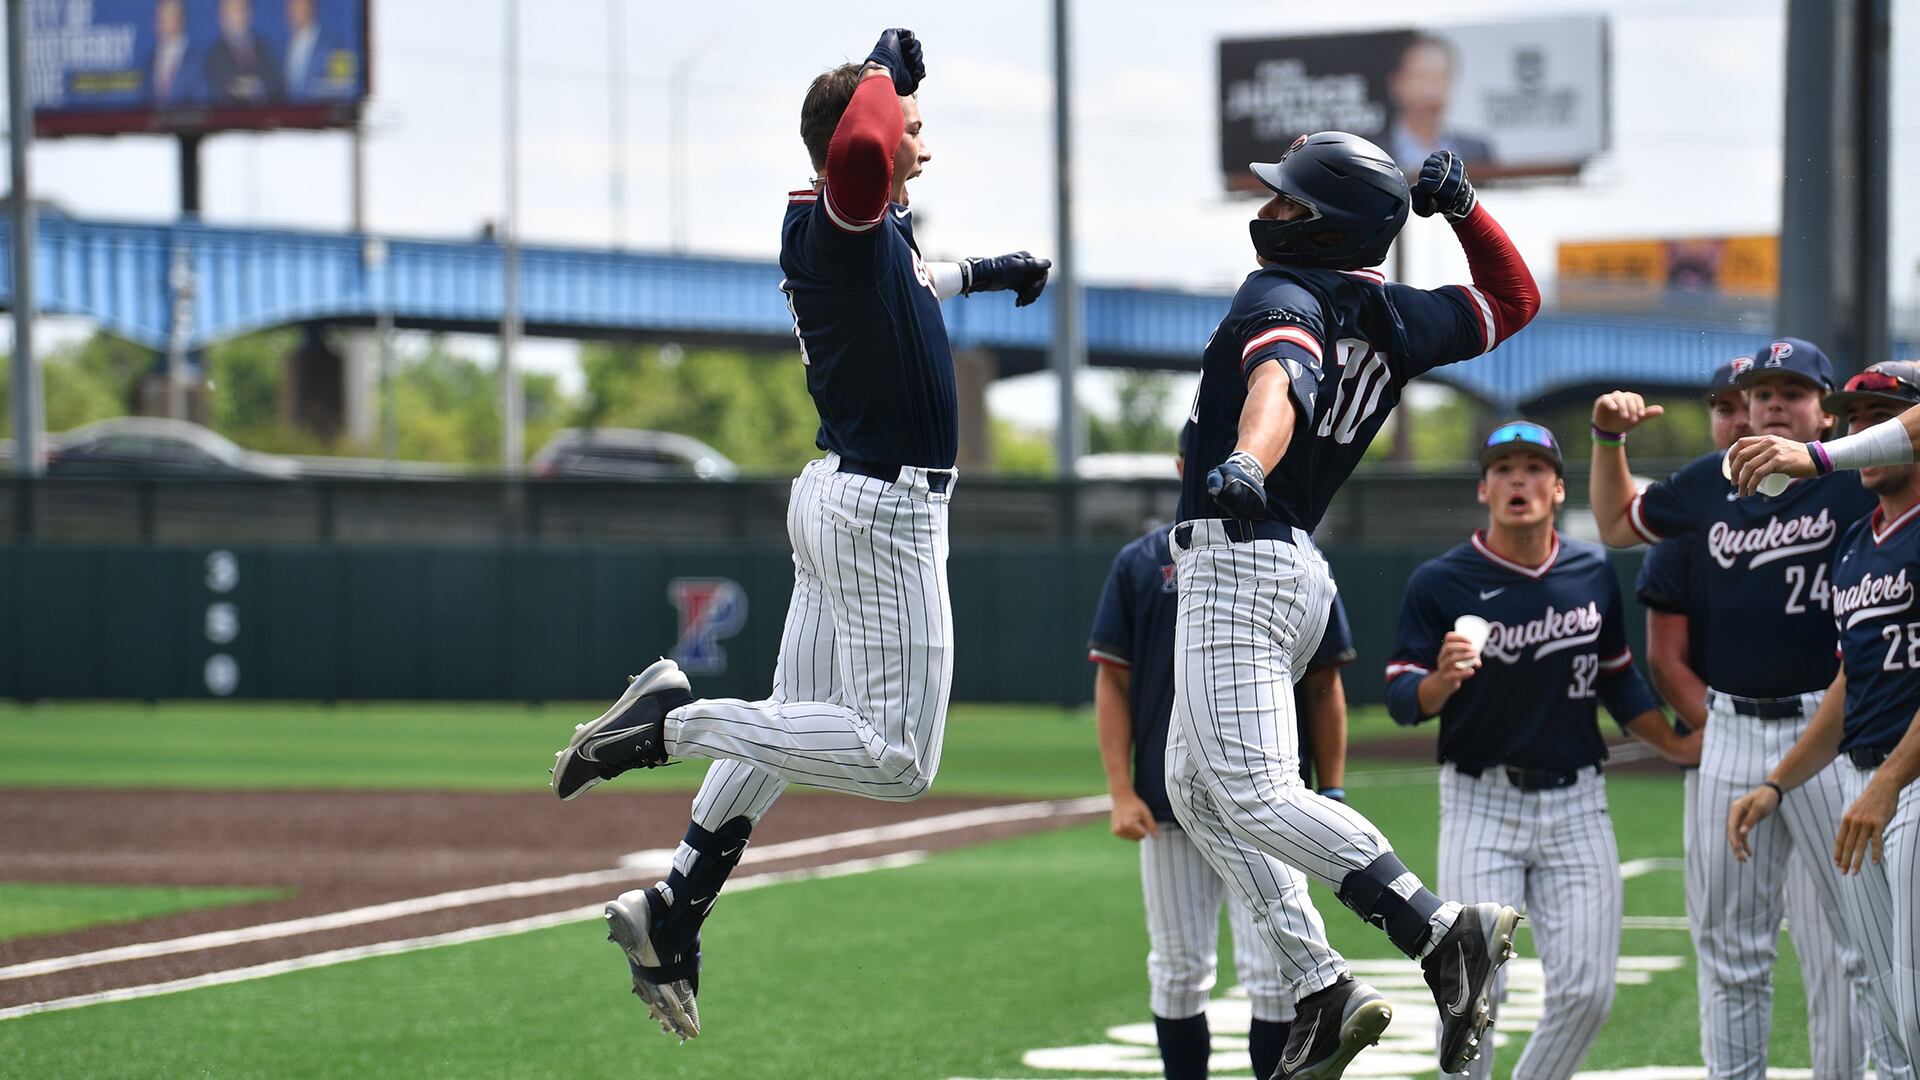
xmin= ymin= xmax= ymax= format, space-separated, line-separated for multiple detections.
xmin=1722 ymin=452 xmax=1791 ymax=497
xmin=1453 ymin=615 xmax=1490 ymax=669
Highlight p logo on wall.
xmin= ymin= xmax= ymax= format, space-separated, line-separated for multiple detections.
xmin=669 ymin=578 xmax=748 ymax=675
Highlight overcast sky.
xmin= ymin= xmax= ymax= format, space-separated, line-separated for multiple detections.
xmin=10 ymin=0 xmax=1919 ymax=423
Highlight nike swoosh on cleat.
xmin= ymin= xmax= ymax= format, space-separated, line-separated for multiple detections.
xmin=1279 ymin=1011 xmax=1320 ymax=1072
xmin=1448 ymin=952 xmax=1470 ymax=1015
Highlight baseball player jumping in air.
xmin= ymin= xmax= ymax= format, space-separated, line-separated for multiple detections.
xmin=1588 ymin=344 xmax=1913 ymax=1076
xmin=1090 ymin=444 xmax=1358 ymax=1080
xmin=547 ymin=28 xmax=1051 ymax=1041
xmin=1386 ymin=421 xmax=1699 ymax=1080
xmin=1728 ymin=360 xmax=1920 ymax=1065
xmin=1172 ymin=132 xmax=1538 ymax=1079
xmin=1637 ymin=360 xmax=1872 ymax=1076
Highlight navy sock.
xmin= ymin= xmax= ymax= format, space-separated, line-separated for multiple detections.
xmin=1248 ymin=1017 xmax=1290 ymax=1080
xmin=1152 ymin=1013 xmax=1211 ymax=1080
xmin=660 ymin=816 xmax=752 ymax=943
xmin=1336 ymin=852 xmax=1445 ymax=959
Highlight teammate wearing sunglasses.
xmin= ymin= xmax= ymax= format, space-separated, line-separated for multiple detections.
xmin=1386 ymin=422 xmax=1696 ymax=1080
xmin=1728 ymin=361 xmax=1920 ymax=1065
xmin=1729 ymin=363 xmax=1920 ymax=495
xmin=1588 ymin=343 xmax=1909 ymax=1076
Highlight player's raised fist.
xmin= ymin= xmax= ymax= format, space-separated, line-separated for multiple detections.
xmin=865 ymin=28 xmax=924 ymax=96
xmin=1592 ymin=390 xmax=1664 ymax=435
xmin=964 ymin=251 xmax=1052 ymax=307
xmin=1206 ymin=451 xmax=1268 ymax=519
xmin=1411 ymin=150 xmax=1476 ymax=222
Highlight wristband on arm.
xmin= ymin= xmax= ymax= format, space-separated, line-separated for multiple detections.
xmin=1813 ymin=417 xmax=1915 ymax=474
xmin=1591 ymin=425 xmax=1625 ymax=447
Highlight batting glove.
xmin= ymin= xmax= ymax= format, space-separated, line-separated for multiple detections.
xmin=963 ymin=252 xmax=1052 ymax=307
xmin=1411 ymin=150 xmax=1476 ymax=222
xmin=864 ymin=28 xmax=925 ymax=96
xmin=1206 ymin=451 xmax=1269 ymax=518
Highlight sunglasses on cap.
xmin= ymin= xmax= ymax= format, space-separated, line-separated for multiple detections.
xmin=1843 ymin=369 xmax=1920 ymax=397
xmin=1480 ymin=421 xmax=1563 ymax=473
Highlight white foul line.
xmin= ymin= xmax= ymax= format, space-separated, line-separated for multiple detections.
xmin=0 ymin=851 xmax=928 ymax=1022
xmin=0 ymin=795 xmax=1108 ymax=985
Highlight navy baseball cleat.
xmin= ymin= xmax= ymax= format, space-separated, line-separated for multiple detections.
xmin=551 ymin=658 xmax=692 ymax=800
xmin=1271 ymin=977 xmax=1392 ymax=1079
xmin=605 ymin=886 xmax=702 ymax=1041
xmin=1422 ymin=901 xmax=1522 ymax=1074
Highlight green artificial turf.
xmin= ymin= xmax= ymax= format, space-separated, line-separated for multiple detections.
xmin=0 ymin=882 xmax=287 ymax=943
xmin=0 ymin=769 xmax=1818 ymax=1078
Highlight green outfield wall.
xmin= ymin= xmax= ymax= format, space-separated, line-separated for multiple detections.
xmin=0 ymin=543 xmax=1648 ymax=706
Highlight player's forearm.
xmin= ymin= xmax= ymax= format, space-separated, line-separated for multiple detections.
xmin=1302 ymin=670 xmax=1348 ymax=789
xmin=822 ymin=70 xmax=901 ymax=227
xmin=1646 ymin=646 xmax=1708 ymax=729
xmin=1092 ymin=667 xmax=1136 ymax=796
xmin=1234 ymin=363 xmax=1296 ymax=472
xmin=1589 ymin=442 xmax=1642 ymax=547
xmin=1810 ymin=412 xmax=1920 ymax=474
xmin=1413 ymin=672 xmax=1458 ymax=720
xmin=926 ymin=261 xmax=964 ymax=301
xmin=1621 ymin=709 xmax=1684 ymax=760
xmin=1450 ymin=205 xmax=1541 ymax=345
xmin=1771 ymin=671 xmax=1848 ymax=790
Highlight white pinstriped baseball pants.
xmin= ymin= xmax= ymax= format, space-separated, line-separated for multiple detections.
xmin=1165 ymin=520 xmax=1394 ymax=999
xmin=1689 ymin=702 xmax=1913 ymax=1079
xmin=1141 ymin=824 xmax=1291 ymax=1022
xmin=1684 ymin=768 xmax=1869 ymax=1078
xmin=664 ymin=454 xmax=955 ymax=829
xmin=1835 ymin=761 xmax=1920 ymax=1066
xmin=1436 ymin=764 xmax=1620 ymax=1080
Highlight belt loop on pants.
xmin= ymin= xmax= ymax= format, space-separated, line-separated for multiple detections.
xmin=1707 ymin=689 xmax=1805 ymax=721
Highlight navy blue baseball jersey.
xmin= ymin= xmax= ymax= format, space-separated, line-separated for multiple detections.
xmin=1089 ymin=526 xmax=1354 ymax=820
xmin=1627 ymin=452 xmax=1875 ymax=698
xmin=1384 ymin=532 xmax=1661 ymax=771
xmin=1636 ymin=539 xmax=1711 ymax=678
xmin=1176 ymin=265 xmax=1494 ymax=530
xmin=779 ymin=191 xmax=957 ymax=469
xmin=1831 ymin=502 xmax=1920 ymax=753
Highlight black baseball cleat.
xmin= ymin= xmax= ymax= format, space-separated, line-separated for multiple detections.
xmin=551 ymin=658 xmax=693 ymax=800
xmin=1270 ymin=977 xmax=1392 ymax=1080
xmin=605 ymin=886 xmax=702 ymax=1041
xmin=1422 ymin=901 xmax=1522 ymax=1074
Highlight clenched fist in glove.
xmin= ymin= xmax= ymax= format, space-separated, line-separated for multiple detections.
xmin=962 ymin=252 xmax=1052 ymax=307
xmin=1207 ymin=450 xmax=1269 ymax=519
xmin=864 ymin=28 xmax=925 ymax=96
xmin=1411 ymin=150 xmax=1476 ymax=222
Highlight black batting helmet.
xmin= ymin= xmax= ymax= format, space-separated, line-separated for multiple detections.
xmin=1248 ymin=132 xmax=1409 ymax=271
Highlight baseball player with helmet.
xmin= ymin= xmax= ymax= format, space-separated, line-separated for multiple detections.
xmin=1171 ymin=132 xmax=1539 ymax=1078
xmin=1588 ymin=342 xmax=1913 ymax=1076
xmin=547 ymin=28 xmax=1050 ymax=1041
xmin=1091 ymin=490 xmax=1358 ymax=1080
xmin=1728 ymin=361 xmax=1920 ymax=1064
xmin=1386 ymin=421 xmax=1699 ymax=1080
xmin=1637 ymin=359 xmax=1873 ymax=1076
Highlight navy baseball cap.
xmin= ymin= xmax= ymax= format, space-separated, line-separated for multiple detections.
xmin=1823 ymin=360 xmax=1920 ymax=414
xmin=1706 ymin=359 xmax=1747 ymax=400
xmin=1732 ymin=337 xmax=1836 ymax=392
xmin=1479 ymin=420 xmax=1563 ymax=475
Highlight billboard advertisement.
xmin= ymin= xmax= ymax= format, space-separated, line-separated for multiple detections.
xmin=1219 ymin=17 xmax=1608 ymax=192
xmin=1560 ymin=236 xmax=1778 ymax=296
xmin=29 ymin=0 xmax=369 ymax=137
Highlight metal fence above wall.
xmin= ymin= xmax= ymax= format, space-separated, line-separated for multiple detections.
xmin=0 ymin=469 xmax=1656 ymax=550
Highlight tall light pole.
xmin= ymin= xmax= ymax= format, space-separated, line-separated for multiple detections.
xmin=668 ymin=37 xmax=719 ymax=253
xmin=1051 ymin=0 xmax=1083 ymax=477
xmin=500 ymin=0 xmax=523 ymax=474
xmin=8 ymin=0 xmax=44 ymax=490
xmin=607 ymin=0 xmax=626 ymax=248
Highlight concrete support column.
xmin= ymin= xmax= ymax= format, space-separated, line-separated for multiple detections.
xmin=954 ymin=347 xmax=996 ymax=476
